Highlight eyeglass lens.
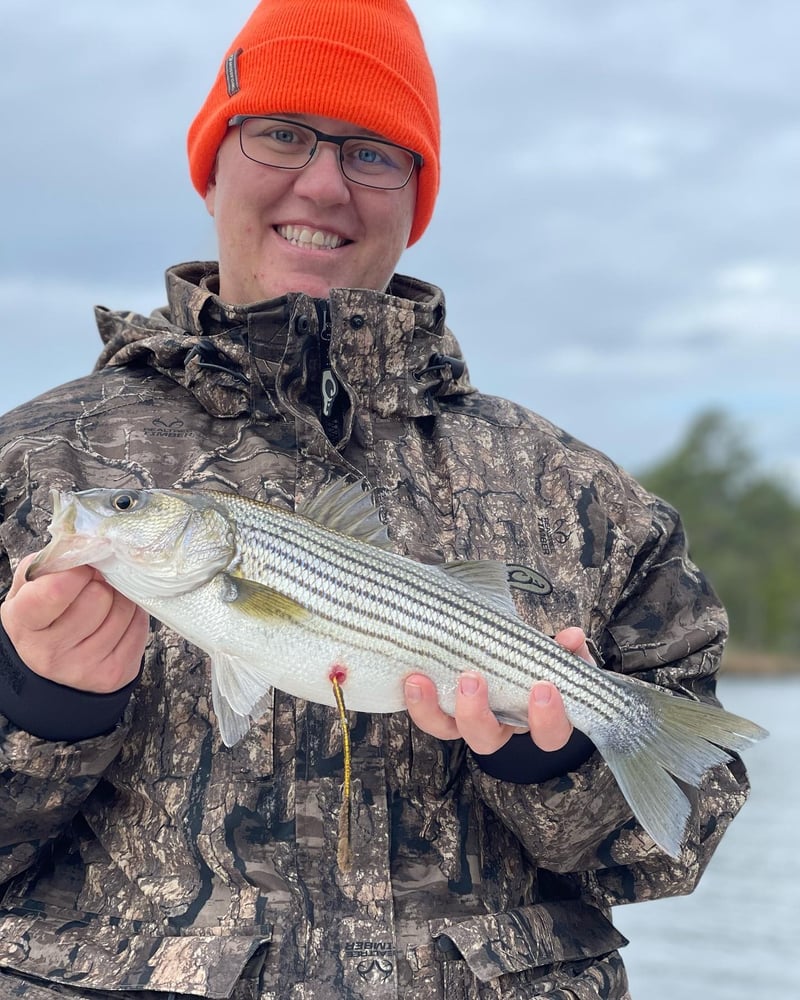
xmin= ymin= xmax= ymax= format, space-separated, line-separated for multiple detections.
xmin=237 ymin=117 xmax=416 ymax=189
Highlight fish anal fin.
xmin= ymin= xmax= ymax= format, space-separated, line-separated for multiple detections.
xmin=440 ymin=560 xmax=518 ymax=616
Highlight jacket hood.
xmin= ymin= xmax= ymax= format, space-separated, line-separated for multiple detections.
xmin=93 ymin=262 xmax=475 ymax=422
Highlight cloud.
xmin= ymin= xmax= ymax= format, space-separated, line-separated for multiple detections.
xmin=646 ymin=261 xmax=800 ymax=350
xmin=0 ymin=274 xmax=163 ymax=413
xmin=2 ymin=0 xmax=798 ymax=493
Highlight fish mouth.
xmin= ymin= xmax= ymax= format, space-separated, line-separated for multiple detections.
xmin=26 ymin=534 xmax=113 ymax=580
xmin=25 ymin=491 xmax=113 ymax=581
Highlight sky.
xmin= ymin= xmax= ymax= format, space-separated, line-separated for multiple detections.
xmin=1 ymin=0 xmax=798 ymax=494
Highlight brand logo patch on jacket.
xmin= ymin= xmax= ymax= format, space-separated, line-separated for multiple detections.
xmin=507 ymin=564 xmax=552 ymax=595
xmin=343 ymin=941 xmax=396 ymax=983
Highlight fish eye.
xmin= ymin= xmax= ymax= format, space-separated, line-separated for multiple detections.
xmin=111 ymin=492 xmax=138 ymax=512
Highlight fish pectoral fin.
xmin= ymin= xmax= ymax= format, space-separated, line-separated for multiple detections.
xmin=221 ymin=573 xmax=311 ymax=623
xmin=439 ymin=560 xmax=518 ymax=616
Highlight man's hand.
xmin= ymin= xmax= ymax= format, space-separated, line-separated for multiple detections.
xmin=403 ymin=626 xmax=594 ymax=755
xmin=1 ymin=553 xmax=149 ymax=693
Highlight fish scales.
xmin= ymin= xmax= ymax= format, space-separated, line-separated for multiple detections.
xmin=207 ymin=498 xmax=654 ymax=739
xmin=235 ymin=501 xmax=628 ymax=721
xmin=27 ymin=481 xmax=768 ymax=857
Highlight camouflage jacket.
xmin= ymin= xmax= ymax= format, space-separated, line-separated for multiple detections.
xmin=0 ymin=263 xmax=749 ymax=1000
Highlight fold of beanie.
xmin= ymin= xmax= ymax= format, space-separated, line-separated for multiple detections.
xmin=187 ymin=0 xmax=440 ymax=246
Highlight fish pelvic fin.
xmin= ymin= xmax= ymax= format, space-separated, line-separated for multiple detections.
xmin=211 ymin=665 xmax=254 ymax=747
xmin=210 ymin=648 xmax=276 ymax=746
xmin=599 ymin=679 xmax=767 ymax=857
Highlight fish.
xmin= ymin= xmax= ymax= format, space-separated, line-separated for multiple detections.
xmin=27 ymin=478 xmax=767 ymax=858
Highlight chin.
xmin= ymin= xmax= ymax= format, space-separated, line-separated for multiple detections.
xmin=263 ymin=272 xmax=336 ymax=300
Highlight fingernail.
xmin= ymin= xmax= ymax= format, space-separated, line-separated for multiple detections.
xmin=459 ymin=675 xmax=479 ymax=696
xmin=404 ymin=681 xmax=422 ymax=704
xmin=533 ymin=682 xmax=552 ymax=707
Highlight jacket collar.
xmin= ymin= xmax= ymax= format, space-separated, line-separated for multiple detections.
xmin=94 ymin=261 xmax=475 ymax=423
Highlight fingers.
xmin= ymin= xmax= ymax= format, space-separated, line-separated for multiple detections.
xmin=5 ymin=556 xmax=97 ymax=631
xmin=450 ymin=673 xmax=520 ymax=754
xmin=2 ymin=556 xmax=147 ymax=693
xmin=405 ymin=671 xmax=518 ymax=755
xmin=404 ymin=673 xmax=461 ymax=740
xmin=404 ymin=628 xmax=596 ymax=756
xmin=554 ymin=625 xmax=595 ymax=664
xmin=525 ymin=628 xmax=595 ymax=751
xmin=73 ymin=595 xmax=150 ymax=693
xmin=528 ymin=681 xmax=573 ymax=752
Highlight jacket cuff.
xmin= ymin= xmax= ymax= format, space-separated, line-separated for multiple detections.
xmin=0 ymin=615 xmax=138 ymax=742
xmin=472 ymin=729 xmax=596 ymax=783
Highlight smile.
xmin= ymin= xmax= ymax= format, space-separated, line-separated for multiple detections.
xmin=275 ymin=225 xmax=349 ymax=250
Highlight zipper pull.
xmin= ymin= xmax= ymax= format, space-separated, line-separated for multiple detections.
xmin=321 ymin=367 xmax=339 ymax=417
xmin=315 ymin=299 xmax=340 ymax=418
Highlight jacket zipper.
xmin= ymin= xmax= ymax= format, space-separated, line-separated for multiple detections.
xmin=315 ymin=299 xmax=343 ymax=442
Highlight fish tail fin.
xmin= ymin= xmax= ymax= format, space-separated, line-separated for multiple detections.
xmin=599 ymin=682 xmax=767 ymax=857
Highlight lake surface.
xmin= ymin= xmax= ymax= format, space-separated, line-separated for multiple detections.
xmin=613 ymin=674 xmax=799 ymax=999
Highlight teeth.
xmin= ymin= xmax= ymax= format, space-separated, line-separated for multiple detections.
xmin=276 ymin=225 xmax=346 ymax=250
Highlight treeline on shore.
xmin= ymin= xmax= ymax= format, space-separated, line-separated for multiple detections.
xmin=638 ymin=409 xmax=800 ymax=675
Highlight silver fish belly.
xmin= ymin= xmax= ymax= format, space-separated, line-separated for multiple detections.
xmin=27 ymin=479 xmax=767 ymax=857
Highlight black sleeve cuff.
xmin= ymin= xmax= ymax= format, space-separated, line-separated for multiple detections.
xmin=0 ymin=615 xmax=139 ymax=743
xmin=473 ymin=729 xmax=596 ymax=783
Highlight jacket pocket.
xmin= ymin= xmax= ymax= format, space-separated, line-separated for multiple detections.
xmin=429 ymin=900 xmax=627 ymax=984
xmin=0 ymin=907 xmax=272 ymax=1000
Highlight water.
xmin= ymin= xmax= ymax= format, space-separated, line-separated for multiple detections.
xmin=613 ymin=675 xmax=800 ymax=999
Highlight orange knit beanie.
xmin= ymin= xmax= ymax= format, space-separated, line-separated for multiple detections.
xmin=188 ymin=0 xmax=440 ymax=246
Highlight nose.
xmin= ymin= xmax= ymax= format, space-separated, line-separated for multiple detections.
xmin=291 ymin=142 xmax=352 ymax=206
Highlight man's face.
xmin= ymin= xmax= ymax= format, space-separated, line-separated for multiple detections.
xmin=205 ymin=114 xmax=418 ymax=303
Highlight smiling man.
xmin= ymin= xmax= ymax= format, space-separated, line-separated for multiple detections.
xmin=205 ymin=113 xmax=420 ymax=301
xmin=0 ymin=2 xmax=753 ymax=999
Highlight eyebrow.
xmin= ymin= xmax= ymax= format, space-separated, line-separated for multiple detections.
xmin=277 ymin=114 xmax=387 ymax=140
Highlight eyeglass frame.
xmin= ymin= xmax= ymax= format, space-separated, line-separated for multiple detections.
xmin=227 ymin=115 xmax=424 ymax=190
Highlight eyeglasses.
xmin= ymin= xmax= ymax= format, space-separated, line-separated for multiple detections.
xmin=228 ymin=115 xmax=423 ymax=190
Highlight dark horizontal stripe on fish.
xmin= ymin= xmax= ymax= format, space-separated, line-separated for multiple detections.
xmin=232 ymin=508 xmax=629 ymax=721
xmin=224 ymin=505 xmax=630 ymax=726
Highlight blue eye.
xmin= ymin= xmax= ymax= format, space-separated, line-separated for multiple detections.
xmin=271 ymin=128 xmax=298 ymax=144
xmin=356 ymin=147 xmax=384 ymax=165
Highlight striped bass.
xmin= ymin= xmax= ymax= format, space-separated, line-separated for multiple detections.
xmin=27 ymin=478 xmax=766 ymax=858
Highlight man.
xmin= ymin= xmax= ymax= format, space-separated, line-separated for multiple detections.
xmin=0 ymin=2 xmax=751 ymax=998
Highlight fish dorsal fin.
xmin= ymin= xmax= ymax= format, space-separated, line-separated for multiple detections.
xmin=298 ymin=478 xmax=391 ymax=548
xmin=221 ymin=574 xmax=311 ymax=623
xmin=440 ymin=560 xmax=518 ymax=616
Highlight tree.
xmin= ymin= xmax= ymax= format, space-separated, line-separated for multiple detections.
xmin=639 ymin=409 xmax=800 ymax=653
